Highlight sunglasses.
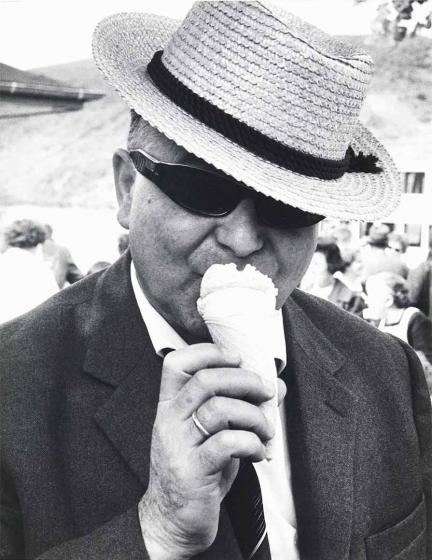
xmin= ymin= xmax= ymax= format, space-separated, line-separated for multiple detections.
xmin=129 ymin=149 xmax=324 ymax=229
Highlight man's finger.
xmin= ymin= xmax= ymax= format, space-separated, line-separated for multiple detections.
xmin=173 ymin=368 xmax=275 ymax=418
xmin=198 ymin=430 xmax=266 ymax=475
xmin=159 ymin=343 xmax=240 ymax=400
xmin=195 ymin=397 xmax=274 ymax=442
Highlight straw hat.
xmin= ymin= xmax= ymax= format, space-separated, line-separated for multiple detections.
xmin=92 ymin=1 xmax=401 ymax=221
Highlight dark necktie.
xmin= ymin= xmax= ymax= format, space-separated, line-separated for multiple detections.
xmin=224 ymin=460 xmax=271 ymax=560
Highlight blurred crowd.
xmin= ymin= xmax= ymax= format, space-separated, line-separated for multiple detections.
xmin=0 ymin=218 xmax=431 ymax=395
xmin=0 ymin=218 xmax=128 ymax=324
xmin=301 ymin=223 xmax=432 ymax=394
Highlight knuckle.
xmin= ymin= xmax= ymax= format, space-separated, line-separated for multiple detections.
xmin=195 ymin=407 xmax=212 ymax=432
xmin=193 ymin=368 xmax=210 ymax=389
xmin=193 ymin=369 xmax=216 ymax=397
xmin=206 ymin=396 xmax=223 ymax=417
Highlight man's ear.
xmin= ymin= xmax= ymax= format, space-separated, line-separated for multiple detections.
xmin=113 ymin=148 xmax=136 ymax=229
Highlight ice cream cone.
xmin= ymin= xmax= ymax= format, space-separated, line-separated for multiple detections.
xmin=197 ymin=263 xmax=279 ymax=459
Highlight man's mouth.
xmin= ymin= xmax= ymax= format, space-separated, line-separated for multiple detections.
xmin=199 ymin=262 xmax=277 ymax=282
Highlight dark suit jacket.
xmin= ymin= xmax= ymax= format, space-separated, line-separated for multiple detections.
xmin=1 ymin=254 xmax=431 ymax=560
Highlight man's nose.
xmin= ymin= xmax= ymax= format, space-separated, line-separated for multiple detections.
xmin=214 ymin=198 xmax=264 ymax=258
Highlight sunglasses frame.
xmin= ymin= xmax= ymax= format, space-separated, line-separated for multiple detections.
xmin=128 ymin=148 xmax=324 ymax=229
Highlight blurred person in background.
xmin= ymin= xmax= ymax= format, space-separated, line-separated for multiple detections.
xmin=388 ymin=231 xmax=410 ymax=266
xmin=42 ymin=224 xmax=83 ymax=288
xmin=365 ymin=272 xmax=432 ymax=385
xmin=334 ymin=248 xmax=365 ymax=296
xmin=388 ymin=231 xmax=408 ymax=255
xmin=361 ymin=223 xmax=409 ymax=280
xmin=331 ymin=225 xmax=354 ymax=260
xmin=408 ymin=236 xmax=432 ymax=321
xmin=301 ymin=238 xmax=366 ymax=316
xmin=0 ymin=219 xmax=58 ymax=324
xmin=365 ymin=271 xmax=432 ymax=398
xmin=118 ymin=232 xmax=130 ymax=255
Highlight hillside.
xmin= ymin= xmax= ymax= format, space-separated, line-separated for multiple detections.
xmin=0 ymin=35 xmax=431 ymax=209
xmin=0 ymin=59 xmax=129 ymax=208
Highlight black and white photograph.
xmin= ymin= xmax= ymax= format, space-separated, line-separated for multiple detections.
xmin=1 ymin=1 xmax=431 ymax=558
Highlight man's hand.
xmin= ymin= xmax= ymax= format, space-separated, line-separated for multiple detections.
xmin=138 ymin=343 xmax=286 ymax=560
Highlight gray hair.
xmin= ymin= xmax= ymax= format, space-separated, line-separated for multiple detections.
xmin=127 ymin=110 xmax=185 ymax=161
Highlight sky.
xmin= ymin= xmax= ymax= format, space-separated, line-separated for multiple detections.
xmin=0 ymin=0 xmax=382 ymax=70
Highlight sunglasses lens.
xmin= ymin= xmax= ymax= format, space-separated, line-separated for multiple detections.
xmin=159 ymin=165 xmax=240 ymax=216
xmin=256 ymin=196 xmax=324 ymax=229
xmin=165 ymin=166 xmax=324 ymax=228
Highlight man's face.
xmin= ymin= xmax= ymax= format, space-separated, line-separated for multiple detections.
xmin=114 ymin=135 xmax=318 ymax=342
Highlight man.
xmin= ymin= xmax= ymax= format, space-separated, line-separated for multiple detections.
xmin=1 ymin=2 xmax=431 ymax=559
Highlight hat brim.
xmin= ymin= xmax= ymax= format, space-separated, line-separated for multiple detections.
xmin=93 ymin=12 xmax=401 ymax=221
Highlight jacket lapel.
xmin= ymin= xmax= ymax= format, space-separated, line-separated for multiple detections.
xmin=83 ymin=253 xmax=162 ymax=487
xmin=282 ymin=294 xmax=358 ymax=560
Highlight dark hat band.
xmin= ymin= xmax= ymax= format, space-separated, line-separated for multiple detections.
xmin=147 ymin=50 xmax=354 ymax=180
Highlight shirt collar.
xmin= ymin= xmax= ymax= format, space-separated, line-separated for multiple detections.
xmin=131 ymin=262 xmax=188 ymax=357
xmin=130 ymin=261 xmax=286 ymax=372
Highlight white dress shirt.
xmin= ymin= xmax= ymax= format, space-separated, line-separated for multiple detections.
xmin=131 ymin=263 xmax=299 ymax=559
